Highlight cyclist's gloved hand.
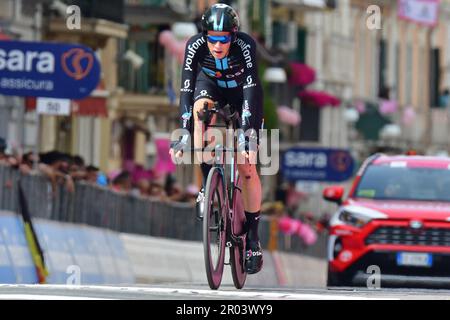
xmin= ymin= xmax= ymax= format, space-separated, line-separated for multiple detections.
xmin=170 ymin=136 xmax=189 ymax=157
xmin=237 ymin=130 xmax=258 ymax=155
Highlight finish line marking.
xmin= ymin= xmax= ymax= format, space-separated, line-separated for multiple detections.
xmin=0 ymin=284 xmax=398 ymax=300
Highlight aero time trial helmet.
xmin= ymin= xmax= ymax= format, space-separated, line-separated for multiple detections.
xmin=201 ymin=3 xmax=240 ymax=37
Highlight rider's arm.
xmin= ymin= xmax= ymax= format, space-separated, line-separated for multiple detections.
xmin=178 ymin=34 xmax=206 ymax=135
xmin=238 ymin=33 xmax=263 ymax=149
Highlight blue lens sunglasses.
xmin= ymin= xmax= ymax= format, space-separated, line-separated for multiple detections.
xmin=207 ymin=35 xmax=232 ymax=44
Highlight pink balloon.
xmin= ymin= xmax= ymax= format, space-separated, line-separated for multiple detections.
xmin=297 ymin=223 xmax=317 ymax=245
xmin=175 ymin=41 xmax=186 ymax=55
xmin=159 ymin=30 xmax=174 ymax=46
xmin=278 ymin=217 xmax=300 ymax=235
xmin=379 ymin=99 xmax=398 ymax=114
xmin=167 ymin=38 xmax=179 ymax=55
xmin=355 ymin=100 xmax=366 ymax=114
xmin=277 ymin=106 xmax=301 ymax=126
xmin=402 ymin=106 xmax=416 ymax=126
xmin=177 ymin=50 xmax=185 ymax=63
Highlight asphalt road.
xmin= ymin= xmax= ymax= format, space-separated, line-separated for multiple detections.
xmin=0 ymin=283 xmax=450 ymax=300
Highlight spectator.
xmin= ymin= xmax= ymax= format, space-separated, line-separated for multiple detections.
xmin=71 ymin=155 xmax=85 ymax=169
xmin=111 ymin=170 xmax=132 ymax=193
xmin=38 ymin=150 xmax=75 ymax=194
xmin=316 ymin=213 xmax=331 ymax=233
xmin=5 ymin=154 xmax=19 ymax=169
xmin=20 ymin=151 xmax=37 ymax=174
xmin=261 ymin=201 xmax=285 ymax=217
xmin=275 ymin=181 xmax=287 ymax=204
xmin=285 ymin=182 xmax=307 ymax=216
xmin=131 ymin=164 xmax=154 ymax=185
xmin=164 ymin=174 xmax=184 ymax=202
xmin=85 ymin=165 xmax=100 ymax=184
xmin=185 ymin=184 xmax=199 ymax=204
xmin=134 ymin=178 xmax=151 ymax=197
xmin=69 ymin=155 xmax=87 ymax=181
xmin=302 ymin=212 xmax=315 ymax=226
xmin=149 ymin=180 xmax=167 ymax=199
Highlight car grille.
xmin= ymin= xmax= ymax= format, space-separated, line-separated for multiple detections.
xmin=365 ymin=226 xmax=450 ymax=246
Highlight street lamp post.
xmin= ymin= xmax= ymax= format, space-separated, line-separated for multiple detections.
xmin=33 ymin=2 xmax=43 ymax=170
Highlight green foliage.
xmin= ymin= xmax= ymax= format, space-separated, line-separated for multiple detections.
xmin=258 ymin=62 xmax=279 ymax=131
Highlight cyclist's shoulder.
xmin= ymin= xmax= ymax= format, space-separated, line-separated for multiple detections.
xmin=234 ymin=32 xmax=257 ymax=46
xmin=187 ymin=33 xmax=207 ymax=45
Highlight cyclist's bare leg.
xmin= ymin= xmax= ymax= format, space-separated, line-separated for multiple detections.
xmin=237 ymin=160 xmax=261 ymax=213
xmin=237 ymin=158 xmax=263 ymax=274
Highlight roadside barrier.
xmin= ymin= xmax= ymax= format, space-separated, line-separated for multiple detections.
xmin=0 ymin=164 xmax=327 ymax=259
xmin=0 ymin=210 xmax=135 ymax=285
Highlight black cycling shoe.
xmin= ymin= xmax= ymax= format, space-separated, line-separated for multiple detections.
xmin=195 ymin=188 xmax=205 ymax=221
xmin=245 ymin=241 xmax=263 ymax=274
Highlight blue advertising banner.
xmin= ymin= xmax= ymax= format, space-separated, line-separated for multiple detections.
xmin=0 ymin=214 xmax=38 ymax=283
xmin=0 ymin=219 xmax=16 ymax=283
xmin=282 ymin=147 xmax=355 ymax=182
xmin=0 ymin=40 xmax=100 ymax=99
xmin=35 ymin=221 xmax=76 ymax=284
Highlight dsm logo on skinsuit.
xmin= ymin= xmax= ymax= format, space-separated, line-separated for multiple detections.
xmin=0 ymin=40 xmax=100 ymax=99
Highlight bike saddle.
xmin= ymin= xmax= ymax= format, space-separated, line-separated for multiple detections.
xmin=218 ymin=104 xmax=239 ymax=123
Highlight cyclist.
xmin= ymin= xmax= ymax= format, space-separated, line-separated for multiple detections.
xmin=169 ymin=3 xmax=263 ymax=274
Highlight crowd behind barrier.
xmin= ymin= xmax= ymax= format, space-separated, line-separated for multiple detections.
xmin=0 ymin=163 xmax=327 ymax=258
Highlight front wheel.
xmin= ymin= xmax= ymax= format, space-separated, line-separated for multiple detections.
xmin=203 ymin=167 xmax=227 ymax=290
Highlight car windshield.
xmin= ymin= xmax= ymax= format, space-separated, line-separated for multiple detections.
xmin=354 ymin=164 xmax=450 ymax=202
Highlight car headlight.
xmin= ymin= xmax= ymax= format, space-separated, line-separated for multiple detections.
xmin=336 ymin=205 xmax=388 ymax=228
xmin=339 ymin=210 xmax=371 ymax=228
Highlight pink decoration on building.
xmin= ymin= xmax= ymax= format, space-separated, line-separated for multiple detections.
xmin=288 ymin=63 xmax=316 ymax=87
xmin=153 ymin=137 xmax=176 ymax=174
xmin=402 ymin=106 xmax=417 ymax=126
xmin=158 ymin=30 xmax=175 ymax=46
xmin=277 ymin=106 xmax=301 ymax=126
xmin=355 ymin=100 xmax=366 ymax=114
xmin=298 ymin=90 xmax=341 ymax=108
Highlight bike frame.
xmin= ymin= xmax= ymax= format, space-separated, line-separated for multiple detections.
xmin=200 ymin=102 xmax=246 ymax=249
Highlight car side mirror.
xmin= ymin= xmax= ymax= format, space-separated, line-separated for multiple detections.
xmin=323 ymin=186 xmax=344 ymax=205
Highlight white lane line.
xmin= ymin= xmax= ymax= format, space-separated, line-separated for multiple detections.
xmin=0 ymin=284 xmax=397 ymax=300
xmin=0 ymin=294 xmax=112 ymax=300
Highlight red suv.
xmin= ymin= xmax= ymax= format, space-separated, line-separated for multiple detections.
xmin=323 ymin=154 xmax=450 ymax=287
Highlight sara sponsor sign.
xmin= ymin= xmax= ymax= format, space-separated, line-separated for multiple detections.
xmin=0 ymin=40 xmax=100 ymax=99
xmin=398 ymin=0 xmax=440 ymax=27
xmin=282 ymin=147 xmax=355 ymax=182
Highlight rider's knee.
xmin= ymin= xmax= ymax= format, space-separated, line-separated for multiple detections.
xmin=238 ymin=164 xmax=256 ymax=179
xmin=193 ymin=99 xmax=213 ymax=121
